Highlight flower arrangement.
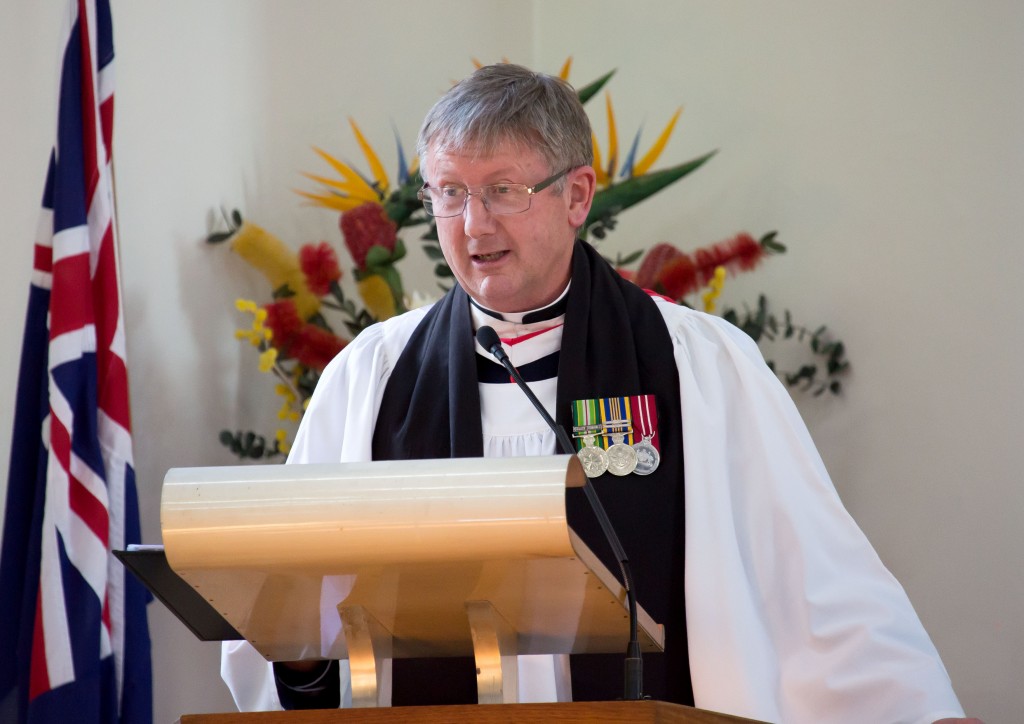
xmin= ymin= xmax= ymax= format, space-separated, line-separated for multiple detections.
xmin=209 ymin=59 xmax=848 ymax=459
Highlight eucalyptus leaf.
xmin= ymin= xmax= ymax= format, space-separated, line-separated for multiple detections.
xmin=423 ymin=244 xmax=445 ymax=261
xmin=617 ymin=249 xmax=644 ymax=266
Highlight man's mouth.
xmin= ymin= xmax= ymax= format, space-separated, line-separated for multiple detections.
xmin=472 ymin=251 xmax=509 ymax=263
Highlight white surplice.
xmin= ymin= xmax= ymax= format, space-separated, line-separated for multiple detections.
xmin=222 ymin=298 xmax=964 ymax=723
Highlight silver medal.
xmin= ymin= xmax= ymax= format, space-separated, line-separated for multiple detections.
xmin=606 ymin=432 xmax=638 ymax=476
xmin=577 ymin=435 xmax=609 ymax=478
xmin=632 ymin=436 xmax=661 ymax=475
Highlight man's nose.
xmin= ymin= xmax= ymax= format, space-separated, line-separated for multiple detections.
xmin=462 ymin=193 xmax=495 ymax=238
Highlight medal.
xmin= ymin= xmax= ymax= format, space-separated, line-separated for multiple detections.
xmin=577 ymin=434 xmax=609 ymax=478
xmin=606 ymin=432 xmax=638 ymax=476
xmin=604 ymin=398 xmax=637 ymax=476
xmin=631 ymin=394 xmax=660 ymax=475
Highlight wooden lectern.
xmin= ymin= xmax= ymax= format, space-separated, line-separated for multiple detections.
xmin=127 ymin=455 xmax=763 ymax=723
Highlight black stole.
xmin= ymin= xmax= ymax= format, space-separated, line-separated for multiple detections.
xmin=372 ymin=240 xmax=693 ymax=706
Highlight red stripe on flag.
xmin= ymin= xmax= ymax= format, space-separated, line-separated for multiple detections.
xmin=99 ymin=354 xmax=131 ymax=431
xmin=34 ymin=243 xmax=53 ymax=274
xmin=93 ymin=224 xmax=132 ymax=430
xmin=93 ymin=225 xmax=118 ymax=349
xmin=29 ymin=586 xmax=51 ymax=700
xmin=77 ymin=0 xmax=101 ymax=204
xmin=69 ymin=473 xmax=110 ymax=546
xmin=49 ymin=253 xmax=95 ymax=339
xmin=49 ymin=412 xmax=72 ymax=477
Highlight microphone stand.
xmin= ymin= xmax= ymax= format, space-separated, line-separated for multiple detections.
xmin=477 ymin=326 xmax=644 ymax=701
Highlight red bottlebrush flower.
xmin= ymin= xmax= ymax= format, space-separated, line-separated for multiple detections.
xmin=693 ymin=232 xmax=766 ymax=284
xmin=636 ymin=243 xmax=699 ymax=300
xmin=339 ymin=203 xmax=397 ymax=270
xmin=299 ymin=241 xmax=342 ymax=295
xmin=291 ymin=324 xmax=347 ymax=371
xmin=728 ymin=232 xmax=766 ymax=272
xmin=264 ymin=299 xmax=303 ymax=349
xmin=658 ymin=255 xmax=699 ymax=300
xmin=632 ymin=234 xmax=767 ymax=302
xmin=635 ymin=243 xmax=684 ymax=289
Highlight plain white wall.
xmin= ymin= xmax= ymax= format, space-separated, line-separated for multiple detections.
xmin=1 ymin=1 xmax=1019 ymax=722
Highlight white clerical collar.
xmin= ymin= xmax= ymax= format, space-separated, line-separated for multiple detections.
xmin=468 ymin=283 xmax=571 ymax=325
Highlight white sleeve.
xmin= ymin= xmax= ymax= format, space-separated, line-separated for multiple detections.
xmin=668 ymin=305 xmax=964 ymax=723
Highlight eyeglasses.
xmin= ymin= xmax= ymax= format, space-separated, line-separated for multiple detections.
xmin=417 ymin=167 xmax=572 ymax=218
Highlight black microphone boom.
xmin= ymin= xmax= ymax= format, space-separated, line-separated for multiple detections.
xmin=475 ymin=325 xmax=644 ymax=701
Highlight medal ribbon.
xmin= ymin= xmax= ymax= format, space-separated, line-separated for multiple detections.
xmin=573 ymin=396 xmax=637 ymax=449
xmin=628 ymin=394 xmax=660 ymax=451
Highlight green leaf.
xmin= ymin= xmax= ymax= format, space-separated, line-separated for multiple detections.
xmin=383 ymin=171 xmax=426 ymax=228
xmin=364 ymin=244 xmax=392 ymax=269
xmin=759 ymin=231 xmax=786 ymax=254
xmin=576 ymin=69 xmax=616 ymax=105
xmin=434 ymin=262 xmax=454 ymax=278
xmin=272 ymin=284 xmax=296 ymax=299
xmin=423 ymin=244 xmax=446 ymax=261
xmin=391 ymin=236 xmax=407 ymax=263
xmin=206 ymin=231 xmax=233 ymax=244
xmin=231 ymin=209 xmax=243 ymax=227
xmin=616 ymin=249 xmax=644 ymax=266
xmin=585 ymin=151 xmax=717 ymax=233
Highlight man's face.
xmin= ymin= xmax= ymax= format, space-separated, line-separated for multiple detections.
xmin=424 ymin=143 xmax=595 ymax=313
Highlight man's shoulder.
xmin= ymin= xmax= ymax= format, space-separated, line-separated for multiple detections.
xmin=321 ymin=304 xmax=433 ymax=378
xmin=350 ymin=304 xmax=432 ymax=351
xmin=648 ymin=295 xmax=766 ymax=366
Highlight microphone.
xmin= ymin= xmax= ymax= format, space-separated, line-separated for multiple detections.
xmin=475 ymin=325 xmax=644 ymax=701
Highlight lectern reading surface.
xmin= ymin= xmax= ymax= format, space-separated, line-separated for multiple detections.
xmin=128 ymin=455 xmax=666 ymax=707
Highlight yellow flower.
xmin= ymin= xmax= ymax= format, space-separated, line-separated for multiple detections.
xmin=702 ymin=266 xmax=727 ymax=314
xmin=275 ymin=429 xmax=291 ymax=456
xmin=229 ymin=223 xmax=321 ymax=320
xmin=295 ymin=119 xmax=391 ymax=213
xmin=234 ymin=298 xmax=274 ymax=346
xmin=357 ymin=273 xmax=398 ymax=321
xmin=258 ymin=347 xmax=279 ymax=373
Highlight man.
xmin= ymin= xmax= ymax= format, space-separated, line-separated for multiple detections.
xmin=222 ymin=63 xmax=974 ymax=723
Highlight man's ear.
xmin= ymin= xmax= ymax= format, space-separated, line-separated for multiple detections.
xmin=566 ymin=165 xmax=597 ymax=229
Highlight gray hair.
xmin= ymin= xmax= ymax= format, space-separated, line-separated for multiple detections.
xmin=416 ymin=63 xmax=593 ymax=183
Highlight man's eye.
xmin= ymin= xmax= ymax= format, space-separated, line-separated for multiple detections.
xmin=440 ymin=187 xmax=463 ymax=198
xmin=490 ymin=185 xmax=514 ymax=195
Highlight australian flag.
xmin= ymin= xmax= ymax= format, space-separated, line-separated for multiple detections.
xmin=0 ymin=1 xmax=153 ymax=722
